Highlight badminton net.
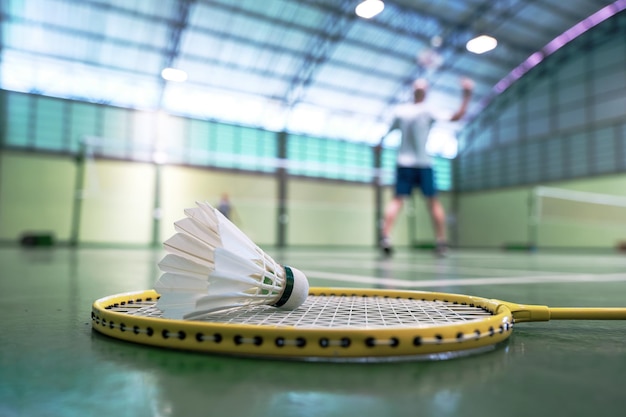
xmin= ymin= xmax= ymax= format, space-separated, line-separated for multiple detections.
xmin=529 ymin=186 xmax=626 ymax=247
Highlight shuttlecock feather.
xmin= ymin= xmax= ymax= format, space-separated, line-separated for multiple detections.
xmin=154 ymin=201 xmax=309 ymax=319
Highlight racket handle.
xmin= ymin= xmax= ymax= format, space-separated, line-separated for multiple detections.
xmin=499 ymin=301 xmax=626 ymax=322
xmin=548 ymin=308 xmax=626 ymax=320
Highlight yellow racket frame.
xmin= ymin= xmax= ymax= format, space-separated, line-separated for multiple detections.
xmin=91 ymin=287 xmax=626 ymax=361
xmin=92 ymin=287 xmax=514 ymax=360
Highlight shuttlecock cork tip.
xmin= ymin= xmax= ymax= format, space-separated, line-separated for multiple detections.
xmin=273 ymin=266 xmax=309 ymax=310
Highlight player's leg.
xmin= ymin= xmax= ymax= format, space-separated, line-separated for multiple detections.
xmin=427 ymin=198 xmax=446 ymax=242
xmin=419 ymin=168 xmax=447 ymax=257
xmin=380 ymin=167 xmax=412 ymax=256
xmin=382 ymin=197 xmax=404 ymax=241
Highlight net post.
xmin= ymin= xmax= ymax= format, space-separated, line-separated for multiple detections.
xmin=527 ymin=187 xmax=541 ymax=251
xmin=276 ymin=131 xmax=288 ymax=248
xmin=373 ymin=145 xmax=383 ymax=246
xmin=69 ymin=137 xmax=90 ymax=247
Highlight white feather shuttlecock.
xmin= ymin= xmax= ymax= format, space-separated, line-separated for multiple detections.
xmin=154 ymin=201 xmax=309 ymax=319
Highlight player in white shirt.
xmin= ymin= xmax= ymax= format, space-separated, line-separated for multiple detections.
xmin=378 ymin=78 xmax=473 ymax=257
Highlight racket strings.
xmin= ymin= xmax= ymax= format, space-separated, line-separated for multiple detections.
xmin=93 ymin=290 xmax=517 ymax=361
xmin=108 ymin=295 xmax=494 ymax=329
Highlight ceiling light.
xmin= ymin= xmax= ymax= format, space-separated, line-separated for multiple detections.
xmin=466 ymin=35 xmax=498 ymax=54
xmin=355 ymin=0 xmax=384 ymax=19
xmin=161 ymin=67 xmax=188 ymax=82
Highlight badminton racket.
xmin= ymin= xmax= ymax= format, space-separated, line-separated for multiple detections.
xmin=92 ymin=287 xmax=626 ymax=362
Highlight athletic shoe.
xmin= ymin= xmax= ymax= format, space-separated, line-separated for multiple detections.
xmin=435 ymin=242 xmax=448 ymax=258
xmin=380 ymin=237 xmax=393 ymax=257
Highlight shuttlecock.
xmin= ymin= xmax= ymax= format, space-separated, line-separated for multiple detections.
xmin=154 ymin=201 xmax=309 ymax=319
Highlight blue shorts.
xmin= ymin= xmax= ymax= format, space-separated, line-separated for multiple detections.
xmin=395 ymin=166 xmax=437 ymax=197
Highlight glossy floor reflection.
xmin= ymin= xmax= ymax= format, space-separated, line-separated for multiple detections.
xmin=1 ymin=247 xmax=626 ymax=417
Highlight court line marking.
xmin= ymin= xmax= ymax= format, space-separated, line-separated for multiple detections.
xmin=306 ymin=270 xmax=626 ymax=288
xmin=281 ymin=251 xmax=626 ymax=266
xmin=303 ymin=258 xmax=563 ymax=277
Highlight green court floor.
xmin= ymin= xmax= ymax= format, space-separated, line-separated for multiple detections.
xmin=1 ymin=247 xmax=626 ymax=417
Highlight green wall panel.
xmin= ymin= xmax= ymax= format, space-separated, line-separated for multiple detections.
xmin=0 ymin=151 xmax=75 ymax=242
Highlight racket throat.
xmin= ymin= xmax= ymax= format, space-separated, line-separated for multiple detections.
xmin=498 ymin=302 xmax=551 ymax=323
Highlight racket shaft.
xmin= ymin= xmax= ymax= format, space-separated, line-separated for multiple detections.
xmin=504 ymin=302 xmax=626 ymax=322
xmin=549 ymin=308 xmax=626 ymax=320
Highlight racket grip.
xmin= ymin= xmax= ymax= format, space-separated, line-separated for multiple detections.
xmin=502 ymin=303 xmax=626 ymax=322
xmin=548 ymin=308 xmax=626 ymax=320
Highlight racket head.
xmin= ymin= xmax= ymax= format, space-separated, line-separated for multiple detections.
xmin=416 ymin=47 xmax=443 ymax=70
xmin=91 ymin=287 xmax=514 ymax=362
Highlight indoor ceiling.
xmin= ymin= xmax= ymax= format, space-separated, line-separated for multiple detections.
xmin=1 ymin=0 xmax=622 ymax=144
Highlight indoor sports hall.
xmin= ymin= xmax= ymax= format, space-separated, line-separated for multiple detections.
xmin=1 ymin=1 xmax=626 ymax=417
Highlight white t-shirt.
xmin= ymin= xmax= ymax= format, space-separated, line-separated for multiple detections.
xmin=389 ymin=103 xmax=447 ymax=168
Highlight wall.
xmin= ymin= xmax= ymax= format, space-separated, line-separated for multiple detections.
xmin=3 ymin=151 xmax=622 ymax=250
xmin=452 ymin=9 xmax=626 ymax=250
xmin=457 ymin=12 xmax=626 ymax=191
xmin=1 ymin=150 xmax=410 ymax=248
xmin=159 ymin=165 xmax=277 ymax=246
xmin=0 ymin=151 xmax=75 ymax=242
xmin=455 ymin=173 xmax=626 ymax=249
xmin=78 ymin=159 xmax=155 ymax=245
xmin=287 ymin=178 xmax=375 ymax=247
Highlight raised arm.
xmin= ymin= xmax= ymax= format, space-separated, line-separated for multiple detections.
xmin=450 ymin=77 xmax=474 ymax=122
xmin=376 ymin=117 xmax=399 ymax=151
